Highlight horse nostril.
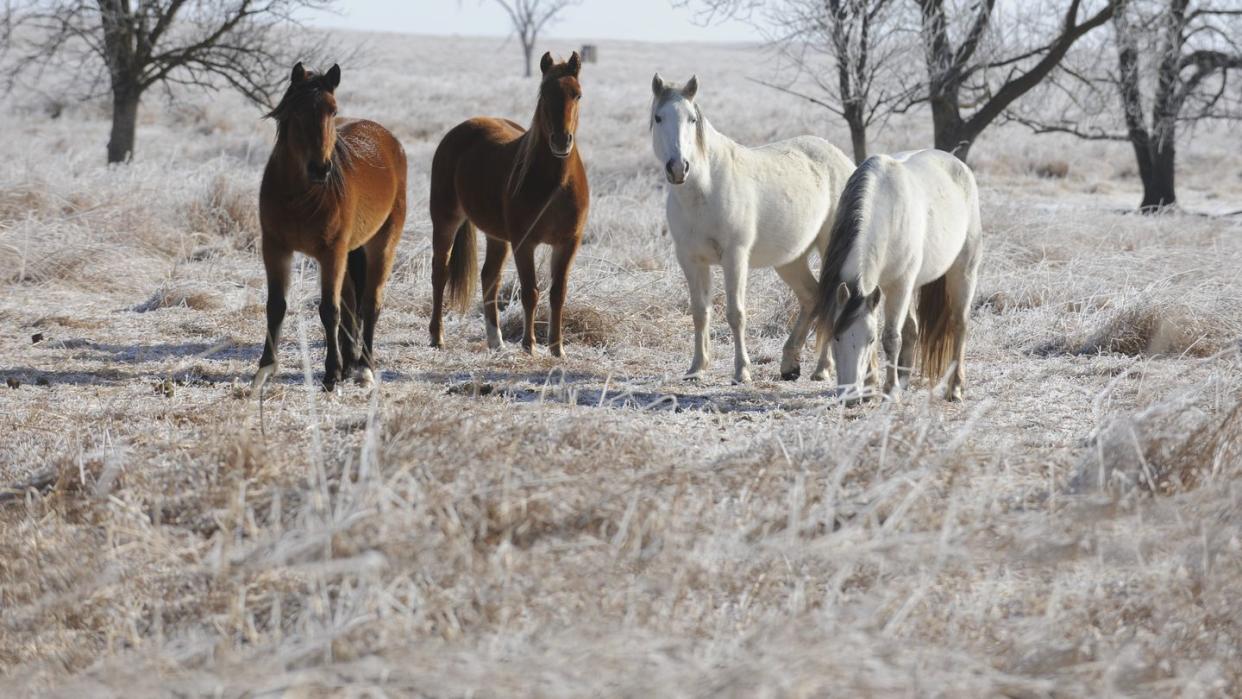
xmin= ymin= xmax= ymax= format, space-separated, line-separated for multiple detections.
xmin=665 ymin=160 xmax=675 ymax=176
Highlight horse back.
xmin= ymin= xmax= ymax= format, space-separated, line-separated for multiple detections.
xmin=430 ymin=117 xmax=526 ymax=231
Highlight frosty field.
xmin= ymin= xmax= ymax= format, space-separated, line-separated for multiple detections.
xmin=1 ymin=33 xmax=1241 ymax=696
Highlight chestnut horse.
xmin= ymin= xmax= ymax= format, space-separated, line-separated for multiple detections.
xmin=251 ymin=63 xmax=407 ymax=392
xmin=429 ymin=51 xmax=589 ymax=356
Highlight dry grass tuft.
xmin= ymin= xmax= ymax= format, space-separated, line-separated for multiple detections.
xmin=134 ymin=281 xmax=229 ymax=312
xmin=1041 ymin=302 xmax=1230 ymax=358
xmin=186 ymin=175 xmax=260 ymax=251
xmin=501 ymin=303 xmax=620 ymax=346
xmin=1033 ymin=159 xmax=1071 ymax=179
xmin=1071 ymin=374 xmax=1242 ymax=494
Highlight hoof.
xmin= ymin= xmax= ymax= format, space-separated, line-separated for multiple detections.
xmin=430 ymin=337 xmax=444 ymax=349
xmin=352 ymin=367 xmax=375 ymax=388
xmin=550 ymin=345 xmax=565 ymax=359
xmin=250 ymin=363 xmax=278 ymax=393
xmin=683 ymin=371 xmax=705 ymax=383
xmin=521 ymin=343 xmax=535 ymax=356
xmin=780 ymin=366 xmax=801 ymax=381
xmin=487 ymin=339 xmax=505 ymax=352
xmin=732 ymin=368 xmax=752 ymax=385
xmin=945 ymin=387 xmax=964 ymax=402
xmin=810 ymin=369 xmax=830 ymax=382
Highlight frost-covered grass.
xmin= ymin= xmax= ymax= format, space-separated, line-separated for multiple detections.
xmin=1 ymin=33 xmax=1241 ymax=697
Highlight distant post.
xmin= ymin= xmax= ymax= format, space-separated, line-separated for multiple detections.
xmin=580 ymin=44 xmax=598 ymax=63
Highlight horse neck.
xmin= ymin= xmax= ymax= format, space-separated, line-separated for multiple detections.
xmin=675 ymin=116 xmax=732 ymax=199
xmin=271 ymin=127 xmax=312 ymax=188
xmin=511 ymin=106 xmax=570 ymax=195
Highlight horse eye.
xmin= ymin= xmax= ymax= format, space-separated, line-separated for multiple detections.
xmin=654 ymin=115 xmax=662 ymax=124
xmin=689 ymin=116 xmax=697 ymax=124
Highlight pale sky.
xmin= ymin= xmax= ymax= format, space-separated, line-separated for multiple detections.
xmin=308 ymin=1 xmax=756 ymax=43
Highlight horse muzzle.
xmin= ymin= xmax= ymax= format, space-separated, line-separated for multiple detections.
xmin=665 ymin=159 xmax=689 ymax=185
xmin=549 ymin=134 xmax=574 ymax=159
xmin=307 ymin=160 xmax=332 ymax=184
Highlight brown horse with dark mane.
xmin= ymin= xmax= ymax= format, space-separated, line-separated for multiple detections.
xmin=251 ymin=63 xmax=407 ymax=392
xmin=429 ymin=51 xmax=590 ymax=356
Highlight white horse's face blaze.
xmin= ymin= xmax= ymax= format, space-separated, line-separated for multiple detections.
xmin=651 ymin=74 xmax=699 ymax=185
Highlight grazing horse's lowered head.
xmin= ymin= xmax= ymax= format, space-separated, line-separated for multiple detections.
xmin=537 ymin=51 xmax=583 ymax=159
xmin=650 ymin=73 xmax=700 ymax=185
xmin=823 ymin=281 xmax=882 ymax=396
xmin=266 ymin=62 xmax=343 ymax=186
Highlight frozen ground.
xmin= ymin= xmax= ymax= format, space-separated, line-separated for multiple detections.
xmin=1 ymin=33 xmax=1241 ymax=697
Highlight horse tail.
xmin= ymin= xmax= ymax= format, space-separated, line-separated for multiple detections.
xmin=917 ymin=274 xmax=955 ymax=383
xmin=446 ymin=219 xmax=477 ymax=313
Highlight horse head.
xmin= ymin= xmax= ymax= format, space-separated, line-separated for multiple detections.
xmin=267 ymin=62 xmax=341 ymax=185
xmin=538 ymin=52 xmax=583 ymax=159
xmin=650 ymin=74 xmax=700 ymax=185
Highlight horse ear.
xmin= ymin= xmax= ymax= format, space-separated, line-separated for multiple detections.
xmin=291 ymin=62 xmax=306 ymax=84
xmin=652 ymin=73 xmax=666 ymax=97
xmin=867 ymin=288 xmax=881 ymax=310
xmin=835 ymin=282 xmax=850 ymax=308
xmin=567 ymin=51 xmax=581 ymax=75
xmin=682 ymin=75 xmax=699 ymax=101
xmin=324 ymin=64 xmax=341 ymax=91
xmin=540 ymin=52 xmax=555 ymax=75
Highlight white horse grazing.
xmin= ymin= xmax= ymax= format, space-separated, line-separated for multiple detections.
xmin=813 ymin=149 xmax=983 ymax=401
xmin=650 ymin=74 xmax=856 ymax=384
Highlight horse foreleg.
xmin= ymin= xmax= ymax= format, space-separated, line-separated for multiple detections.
xmin=318 ymin=253 xmax=348 ymax=392
xmin=722 ymin=254 xmax=752 ymax=385
xmin=252 ymin=242 xmax=291 ymax=393
xmin=881 ymin=285 xmax=914 ymax=400
xmin=481 ymin=238 xmax=510 ymax=351
xmin=676 ymin=254 xmax=712 ymax=381
xmin=548 ymin=240 xmax=579 ymax=358
xmin=513 ymin=244 xmax=540 ymax=355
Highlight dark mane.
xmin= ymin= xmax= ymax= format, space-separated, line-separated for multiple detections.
xmin=815 ymin=156 xmax=878 ymax=332
xmin=266 ymin=72 xmax=353 ymax=194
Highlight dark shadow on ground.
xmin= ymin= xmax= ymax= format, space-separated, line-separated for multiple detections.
xmin=426 ymin=369 xmax=832 ymax=414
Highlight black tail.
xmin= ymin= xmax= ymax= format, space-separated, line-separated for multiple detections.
xmin=813 ymin=157 xmax=878 ymax=349
xmin=446 ymin=219 xmax=477 ymax=313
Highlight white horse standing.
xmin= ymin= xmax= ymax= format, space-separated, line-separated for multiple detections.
xmin=650 ymin=74 xmax=855 ymax=384
xmin=813 ymin=149 xmax=983 ymax=401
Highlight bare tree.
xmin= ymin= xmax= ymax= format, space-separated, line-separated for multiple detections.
xmin=909 ymin=0 xmax=1120 ymax=159
xmin=4 ymin=1 xmax=337 ymax=164
xmin=684 ymin=0 xmax=909 ymax=164
xmin=1009 ymin=0 xmax=1242 ymax=211
xmin=491 ymin=0 xmax=581 ymax=77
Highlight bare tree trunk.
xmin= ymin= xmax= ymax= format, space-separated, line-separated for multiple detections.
xmin=841 ymin=99 xmax=868 ymax=164
xmin=107 ymin=84 xmax=139 ymax=164
xmin=1140 ymin=137 xmax=1177 ymax=211
xmin=523 ymin=41 xmax=534 ymax=78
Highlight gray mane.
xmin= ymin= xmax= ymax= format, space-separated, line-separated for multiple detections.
xmin=815 ymin=156 xmax=878 ymax=331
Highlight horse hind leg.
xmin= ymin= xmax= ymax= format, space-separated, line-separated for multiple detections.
xmin=429 ymin=211 xmax=464 ymax=349
xmin=775 ymin=257 xmax=833 ymax=381
xmin=317 ymin=251 xmax=349 ymax=392
xmin=897 ymin=312 xmax=918 ymax=391
xmin=943 ymin=249 xmax=980 ymax=402
xmin=339 ymin=247 xmax=366 ymax=377
xmin=357 ymin=208 xmax=404 ymax=387
xmin=481 ymin=238 xmax=510 ymax=350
